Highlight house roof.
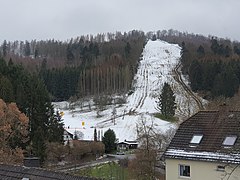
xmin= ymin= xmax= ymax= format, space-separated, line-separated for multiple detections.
xmin=64 ymin=129 xmax=74 ymax=136
xmin=118 ymin=140 xmax=138 ymax=145
xmin=0 ymin=164 xmax=97 ymax=180
xmin=165 ymin=110 xmax=240 ymax=164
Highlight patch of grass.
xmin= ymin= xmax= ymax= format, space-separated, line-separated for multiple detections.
xmin=154 ymin=113 xmax=177 ymax=122
xmin=74 ymin=161 xmax=128 ymax=179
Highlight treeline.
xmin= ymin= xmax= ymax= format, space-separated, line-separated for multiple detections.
xmin=1 ymin=30 xmax=145 ymax=67
xmin=188 ymin=60 xmax=240 ymax=98
xmin=0 ymin=58 xmax=64 ymax=162
xmin=182 ymin=36 xmax=240 ymax=98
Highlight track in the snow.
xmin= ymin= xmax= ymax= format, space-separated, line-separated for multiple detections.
xmin=173 ymin=62 xmax=204 ymax=110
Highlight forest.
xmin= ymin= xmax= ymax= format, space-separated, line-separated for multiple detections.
xmin=1 ymin=30 xmax=146 ymax=101
xmin=2 ymin=29 xmax=240 ymax=101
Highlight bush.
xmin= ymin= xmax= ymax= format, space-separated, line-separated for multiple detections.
xmin=46 ymin=142 xmax=68 ymax=163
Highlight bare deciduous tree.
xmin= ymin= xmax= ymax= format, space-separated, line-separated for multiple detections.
xmin=129 ymin=115 xmax=175 ymax=180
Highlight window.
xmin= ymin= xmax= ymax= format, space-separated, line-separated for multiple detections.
xmin=190 ymin=134 xmax=203 ymax=144
xmin=223 ymin=136 xmax=237 ymax=146
xmin=179 ymin=164 xmax=190 ymax=177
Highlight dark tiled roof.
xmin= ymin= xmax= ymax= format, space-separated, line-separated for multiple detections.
xmin=118 ymin=140 xmax=138 ymax=145
xmin=0 ymin=164 xmax=97 ymax=180
xmin=165 ymin=110 xmax=240 ymax=163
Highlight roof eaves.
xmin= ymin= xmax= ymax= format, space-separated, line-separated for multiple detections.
xmin=165 ymin=149 xmax=240 ymax=164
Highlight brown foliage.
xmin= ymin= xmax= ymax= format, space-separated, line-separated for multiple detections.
xmin=71 ymin=140 xmax=91 ymax=161
xmin=70 ymin=140 xmax=105 ymax=161
xmin=45 ymin=140 xmax=105 ymax=165
xmin=128 ymin=149 xmax=159 ymax=180
xmin=207 ymin=89 xmax=240 ymax=112
xmin=0 ymin=99 xmax=29 ymax=165
xmin=46 ymin=142 xmax=68 ymax=163
xmin=0 ymin=148 xmax=24 ymax=165
xmin=89 ymin=141 xmax=105 ymax=155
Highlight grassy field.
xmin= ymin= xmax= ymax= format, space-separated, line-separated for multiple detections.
xmin=74 ymin=161 xmax=129 ymax=180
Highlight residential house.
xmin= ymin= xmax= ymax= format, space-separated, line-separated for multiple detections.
xmin=63 ymin=129 xmax=73 ymax=146
xmin=117 ymin=140 xmax=138 ymax=151
xmin=165 ymin=110 xmax=240 ymax=180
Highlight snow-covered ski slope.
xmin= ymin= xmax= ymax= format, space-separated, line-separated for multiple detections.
xmin=54 ymin=40 xmax=206 ymax=142
xmin=128 ymin=40 xmax=181 ymax=114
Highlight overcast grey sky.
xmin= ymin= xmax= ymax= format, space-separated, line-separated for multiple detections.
xmin=0 ymin=0 xmax=239 ymax=42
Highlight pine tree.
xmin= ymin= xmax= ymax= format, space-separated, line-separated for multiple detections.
xmin=94 ymin=128 xmax=97 ymax=142
xmin=102 ymin=129 xmax=116 ymax=153
xmin=0 ymin=58 xmax=8 ymax=75
xmin=125 ymin=42 xmax=131 ymax=57
xmin=24 ymin=41 xmax=31 ymax=56
xmin=197 ymin=45 xmax=205 ymax=56
xmin=212 ymin=66 xmax=239 ymax=97
xmin=0 ymin=76 xmax=14 ymax=102
xmin=158 ymin=83 xmax=176 ymax=118
xmin=26 ymin=75 xmax=63 ymax=162
xmin=152 ymin=34 xmax=157 ymax=41
xmin=47 ymin=109 xmax=64 ymax=143
xmin=32 ymin=126 xmax=46 ymax=163
xmin=66 ymin=45 xmax=74 ymax=64
xmin=189 ymin=60 xmax=203 ymax=91
xmin=224 ymin=45 xmax=231 ymax=57
xmin=211 ymin=38 xmax=219 ymax=54
xmin=2 ymin=40 xmax=7 ymax=57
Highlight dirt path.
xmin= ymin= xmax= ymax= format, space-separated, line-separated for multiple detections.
xmin=173 ymin=62 xmax=204 ymax=110
xmin=136 ymin=64 xmax=149 ymax=110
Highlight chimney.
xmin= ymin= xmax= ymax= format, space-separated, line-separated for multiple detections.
xmin=217 ymin=103 xmax=230 ymax=124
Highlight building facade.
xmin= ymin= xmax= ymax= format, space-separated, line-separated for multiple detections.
xmin=166 ymin=159 xmax=240 ymax=180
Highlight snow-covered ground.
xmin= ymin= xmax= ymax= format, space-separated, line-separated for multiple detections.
xmin=53 ymin=40 xmax=206 ymax=142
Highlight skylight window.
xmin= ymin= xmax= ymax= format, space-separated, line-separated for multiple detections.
xmin=223 ymin=136 xmax=237 ymax=146
xmin=190 ymin=134 xmax=203 ymax=144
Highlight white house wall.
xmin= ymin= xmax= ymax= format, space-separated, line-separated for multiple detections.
xmin=166 ymin=158 xmax=240 ymax=180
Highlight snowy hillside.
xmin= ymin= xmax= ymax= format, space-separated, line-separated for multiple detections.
xmin=53 ymin=40 xmax=206 ymax=142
